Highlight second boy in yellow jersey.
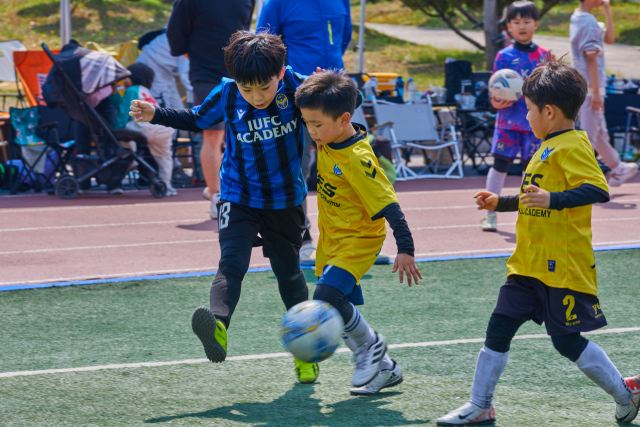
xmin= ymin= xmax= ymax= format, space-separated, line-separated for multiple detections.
xmin=295 ymin=70 xmax=422 ymax=396
xmin=437 ymin=60 xmax=640 ymax=426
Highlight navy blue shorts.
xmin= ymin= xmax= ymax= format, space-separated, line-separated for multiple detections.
xmin=317 ymin=265 xmax=364 ymax=306
xmin=493 ymin=275 xmax=607 ymax=336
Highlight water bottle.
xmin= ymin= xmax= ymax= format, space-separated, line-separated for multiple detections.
xmin=396 ymin=76 xmax=405 ymax=100
xmin=407 ymin=78 xmax=416 ymax=102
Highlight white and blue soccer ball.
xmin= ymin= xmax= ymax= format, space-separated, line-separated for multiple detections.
xmin=489 ymin=69 xmax=524 ymax=102
xmin=281 ymin=300 xmax=344 ymax=363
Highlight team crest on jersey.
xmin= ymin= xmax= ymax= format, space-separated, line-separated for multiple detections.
xmin=333 ymin=164 xmax=342 ymax=175
xmin=275 ymin=94 xmax=289 ymax=109
xmin=511 ymin=57 xmax=520 ymax=65
xmin=236 ymin=109 xmax=247 ymax=120
xmin=540 ymin=147 xmax=555 ymax=161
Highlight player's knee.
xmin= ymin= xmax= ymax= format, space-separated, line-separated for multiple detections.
xmin=493 ymin=158 xmax=511 ymax=174
xmin=551 ymin=333 xmax=589 ymax=362
xmin=484 ymin=313 xmax=522 ymax=353
xmin=270 ymin=257 xmax=302 ymax=283
xmin=217 ymin=261 xmax=247 ymax=281
xmin=313 ymin=284 xmax=353 ymax=321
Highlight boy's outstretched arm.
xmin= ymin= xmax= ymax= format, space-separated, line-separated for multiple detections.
xmin=130 ymin=100 xmax=208 ymax=133
xmin=475 ymin=191 xmax=519 ymax=212
xmin=372 ymin=203 xmax=422 ymax=287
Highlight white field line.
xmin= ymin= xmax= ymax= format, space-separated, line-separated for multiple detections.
xmin=0 ymin=201 xmax=208 ymax=214
xmin=0 ymin=219 xmax=206 ymax=233
xmin=1 ymin=327 xmax=638 ymax=379
xmin=0 ymin=263 xmax=273 ymax=286
xmin=0 ymin=239 xmax=219 ymax=256
xmin=410 ymin=216 xmax=640 ymax=231
xmin=412 ymin=239 xmax=640 ymax=258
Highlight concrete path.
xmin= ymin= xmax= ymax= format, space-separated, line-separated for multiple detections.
xmin=365 ymin=23 xmax=640 ymax=78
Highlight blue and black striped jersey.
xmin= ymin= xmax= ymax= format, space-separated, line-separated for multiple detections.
xmin=162 ymin=66 xmax=307 ymax=209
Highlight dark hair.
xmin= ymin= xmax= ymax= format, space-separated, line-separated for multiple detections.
xmin=127 ymin=63 xmax=155 ymax=89
xmin=295 ymin=70 xmax=357 ymax=120
xmin=522 ymin=58 xmax=587 ymax=120
xmin=224 ymin=31 xmax=286 ymax=86
xmin=506 ymin=1 xmax=539 ymax=22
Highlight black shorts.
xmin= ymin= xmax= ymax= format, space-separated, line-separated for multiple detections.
xmin=193 ymin=80 xmax=225 ymax=130
xmin=216 ymin=200 xmax=307 ymax=259
xmin=493 ymin=275 xmax=607 ymax=336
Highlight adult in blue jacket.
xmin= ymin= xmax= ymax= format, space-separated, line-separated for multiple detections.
xmin=256 ymin=0 xmax=352 ymax=76
xmin=257 ymin=0 xmax=353 ymax=266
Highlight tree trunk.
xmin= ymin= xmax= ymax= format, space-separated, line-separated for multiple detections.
xmin=483 ymin=0 xmax=498 ymax=70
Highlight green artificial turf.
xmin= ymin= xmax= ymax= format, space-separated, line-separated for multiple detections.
xmin=1 ymin=249 xmax=638 ymax=426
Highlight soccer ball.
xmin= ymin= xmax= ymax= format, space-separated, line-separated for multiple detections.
xmin=281 ymin=300 xmax=344 ymax=363
xmin=489 ymin=69 xmax=524 ymax=102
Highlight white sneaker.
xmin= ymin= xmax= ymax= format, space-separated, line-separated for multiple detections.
xmin=202 ymin=187 xmax=211 ymax=200
xmin=437 ymin=401 xmax=496 ymax=426
xmin=352 ymin=332 xmax=387 ymax=387
xmin=210 ymin=192 xmax=221 ymax=220
xmin=166 ymin=186 xmax=178 ymax=197
xmin=300 ymin=242 xmax=316 ymax=266
xmin=350 ymin=359 xmax=403 ymax=396
xmin=615 ymin=375 xmax=640 ymax=423
xmin=609 ymin=162 xmax=638 ymax=187
xmin=481 ymin=212 xmax=497 ymax=232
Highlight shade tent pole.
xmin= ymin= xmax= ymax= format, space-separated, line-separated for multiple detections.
xmin=358 ymin=0 xmax=365 ymax=73
xmin=60 ymin=0 xmax=71 ymax=46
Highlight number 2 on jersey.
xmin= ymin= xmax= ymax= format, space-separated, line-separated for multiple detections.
xmin=563 ymin=295 xmax=577 ymax=321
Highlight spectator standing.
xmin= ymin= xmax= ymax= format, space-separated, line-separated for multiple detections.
xmin=256 ymin=0 xmax=352 ymax=266
xmin=167 ymin=0 xmax=255 ymax=217
xmin=137 ymin=30 xmax=192 ymax=111
xmin=570 ymin=0 xmax=638 ymax=186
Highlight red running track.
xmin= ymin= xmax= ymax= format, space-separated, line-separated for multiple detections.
xmin=1 ymin=175 xmax=639 ymax=288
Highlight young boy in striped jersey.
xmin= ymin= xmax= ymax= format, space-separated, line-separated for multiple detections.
xmin=130 ymin=31 xmax=320 ymax=384
xmin=437 ymin=60 xmax=639 ymax=426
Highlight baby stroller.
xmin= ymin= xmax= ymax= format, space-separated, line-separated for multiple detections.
xmin=41 ymin=42 xmax=167 ymax=199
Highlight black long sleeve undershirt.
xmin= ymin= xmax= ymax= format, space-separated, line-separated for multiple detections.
xmin=371 ymin=203 xmax=415 ymax=256
xmin=150 ymin=107 xmax=206 ymax=133
xmin=494 ymin=184 xmax=610 ymax=212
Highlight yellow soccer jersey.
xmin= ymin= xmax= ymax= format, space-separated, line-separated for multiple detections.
xmin=315 ymin=125 xmax=399 ymax=281
xmin=507 ymin=130 xmax=608 ymax=296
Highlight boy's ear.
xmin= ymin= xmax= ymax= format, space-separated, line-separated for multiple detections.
xmin=545 ymin=104 xmax=556 ymax=120
xmin=534 ymin=20 xmax=540 ymax=31
xmin=340 ymin=112 xmax=351 ymax=127
xmin=279 ymin=66 xmax=286 ymax=80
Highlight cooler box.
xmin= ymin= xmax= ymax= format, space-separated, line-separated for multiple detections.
xmin=368 ymin=72 xmax=399 ymax=95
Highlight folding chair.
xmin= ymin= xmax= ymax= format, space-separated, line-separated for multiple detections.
xmin=372 ymin=99 xmax=463 ymax=180
xmin=8 ymin=106 xmax=74 ymax=194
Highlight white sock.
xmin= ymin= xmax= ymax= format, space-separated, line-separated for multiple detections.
xmin=470 ymin=345 xmax=509 ymax=410
xmin=486 ymin=167 xmax=507 ymax=196
xmin=343 ymin=305 xmax=376 ymax=348
xmin=576 ymin=341 xmax=632 ymax=405
xmin=343 ymin=334 xmax=393 ymax=370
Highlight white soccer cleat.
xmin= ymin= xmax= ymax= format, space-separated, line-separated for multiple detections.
xmin=350 ymin=359 xmax=403 ymax=396
xmin=210 ymin=193 xmax=221 ymax=220
xmin=615 ymin=375 xmax=640 ymax=423
xmin=437 ymin=401 xmax=496 ymax=426
xmin=609 ymin=162 xmax=638 ymax=187
xmin=299 ymin=242 xmax=316 ymax=266
xmin=202 ymin=187 xmax=211 ymax=200
xmin=481 ymin=212 xmax=497 ymax=232
xmin=352 ymin=332 xmax=387 ymax=387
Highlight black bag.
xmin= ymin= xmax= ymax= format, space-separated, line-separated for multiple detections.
xmin=444 ymin=60 xmax=473 ymax=102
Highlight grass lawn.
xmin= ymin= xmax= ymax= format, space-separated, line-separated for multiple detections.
xmin=1 ymin=250 xmax=639 ymax=426
xmin=354 ymin=0 xmax=640 ymax=46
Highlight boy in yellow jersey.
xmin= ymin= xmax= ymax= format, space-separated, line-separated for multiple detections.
xmin=438 ymin=60 xmax=640 ymax=426
xmin=295 ymin=71 xmax=422 ymax=395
